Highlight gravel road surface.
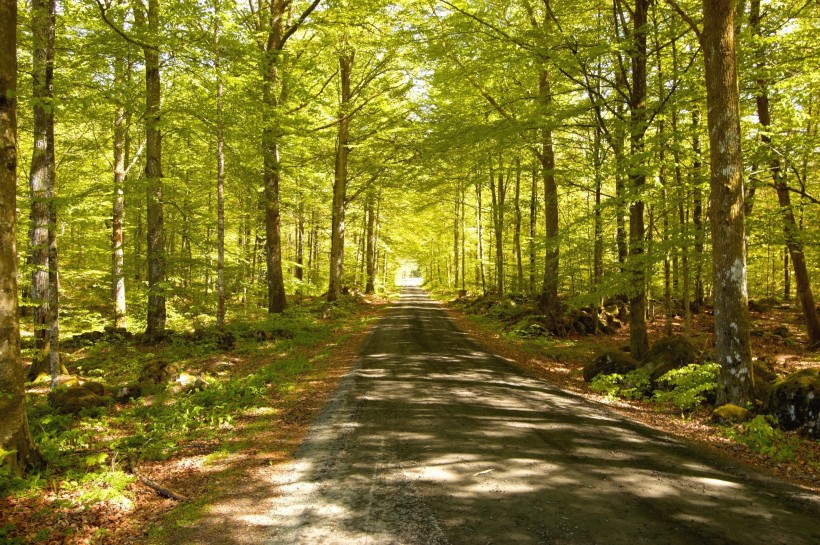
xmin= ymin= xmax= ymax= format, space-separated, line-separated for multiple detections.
xmin=264 ymin=287 xmax=820 ymax=544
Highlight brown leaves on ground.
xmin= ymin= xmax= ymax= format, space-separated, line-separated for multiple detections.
xmin=0 ymin=298 xmax=387 ymax=545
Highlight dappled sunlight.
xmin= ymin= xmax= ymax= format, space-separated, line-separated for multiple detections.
xmin=260 ymin=287 xmax=820 ymax=544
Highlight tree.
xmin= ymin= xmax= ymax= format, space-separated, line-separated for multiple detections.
xmin=27 ymin=0 xmax=61 ymax=381
xmin=0 ymin=0 xmax=42 ymax=474
xmin=701 ymin=0 xmax=754 ymax=405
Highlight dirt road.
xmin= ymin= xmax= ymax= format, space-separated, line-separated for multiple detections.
xmin=264 ymin=287 xmax=820 ymax=544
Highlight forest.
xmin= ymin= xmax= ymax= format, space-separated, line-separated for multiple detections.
xmin=2 ymin=0 xmax=820 ymax=541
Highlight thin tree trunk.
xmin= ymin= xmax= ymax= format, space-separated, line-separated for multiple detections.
xmin=0 ymin=0 xmax=42 ymax=473
xmin=750 ymin=0 xmax=820 ymax=346
xmin=453 ymin=182 xmax=460 ymax=291
xmin=514 ymin=157 xmax=523 ymax=292
xmin=215 ymin=5 xmax=226 ymax=329
xmin=476 ymin=172 xmax=486 ymax=296
xmin=295 ymin=201 xmax=305 ymax=283
xmin=593 ymin=123 xmax=604 ymax=287
xmin=112 ymin=58 xmax=127 ymax=330
xmin=489 ymin=157 xmax=506 ymax=296
xmin=529 ymin=166 xmax=537 ymax=294
xmin=365 ymin=191 xmax=377 ymax=294
xmin=702 ymin=0 xmax=754 ymax=405
xmin=328 ymin=49 xmax=354 ymax=301
xmin=692 ymin=109 xmax=705 ymax=312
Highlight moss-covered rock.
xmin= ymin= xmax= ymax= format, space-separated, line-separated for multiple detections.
xmin=48 ymin=383 xmax=110 ymax=414
xmin=711 ymin=404 xmax=751 ymax=424
xmin=641 ymin=336 xmax=697 ymax=381
xmin=766 ymin=368 xmax=820 ymax=438
xmin=583 ymin=351 xmax=638 ymax=382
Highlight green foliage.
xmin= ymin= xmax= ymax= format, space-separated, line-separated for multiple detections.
xmin=653 ymin=363 xmax=721 ymax=412
xmin=589 ymin=368 xmax=652 ymax=401
xmin=725 ymin=415 xmax=802 ymax=463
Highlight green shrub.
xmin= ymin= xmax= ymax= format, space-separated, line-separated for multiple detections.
xmin=590 ymin=368 xmax=651 ymax=400
xmin=725 ymin=415 xmax=801 ymax=462
xmin=653 ymin=362 xmax=720 ymax=411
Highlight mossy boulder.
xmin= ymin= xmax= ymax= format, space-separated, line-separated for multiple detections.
xmin=641 ymin=336 xmax=698 ymax=381
xmin=711 ymin=404 xmax=751 ymax=424
xmin=583 ymin=351 xmax=639 ymax=382
xmin=139 ymin=360 xmax=177 ymax=383
xmin=765 ymin=368 xmax=820 ymax=438
xmin=753 ymin=359 xmax=778 ymax=403
xmin=48 ymin=382 xmax=110 ymax=414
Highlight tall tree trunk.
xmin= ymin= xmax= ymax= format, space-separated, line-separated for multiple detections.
xmin=702 ymin=0 xmax=754 ymax=405
xmin=27 ymin=0 xmax=57 ymax=380
xmin=295 ymin=201 xmax=305 ymax=283
xmin=750 ymin=0 xmax=820 ymax=346
xmin=453 ymin=182 xmax=460 ymax=291
xmin=489 ymin=157 xmax=506 ymax=296
xmin=540 ymin=68 xmax=559 ymax=310
xmin=691 ymin=109 xmax=705 ymax=312
xmin=215 ymin=5 xmax=226 ymax=329
xmin=112 ymin=58 xmax=127 ymax=330
xmin=365 ymin=191 xmax=377 ymax=294
xmin=628 ymin=0 xmax=649 ymax=359
xmin=328 ymin=49 xmax=354 ymax=302
xmin=137 ymin=0 xmax=166 ymax=339
xmin=593 ymin=123 xmax=604 ymax=287
xmin=1 ymin=0 xmax=42 ymax=473
xmin=476 ymin=173 xmax=486 ymax=295
xmin=529 ymin=166 xmax=537 ymax=294
xmin=513 ymin=158 xmax=523 ymax=292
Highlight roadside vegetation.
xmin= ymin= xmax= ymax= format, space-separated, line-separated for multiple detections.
xmin=442 ymin=291 xmax=820 ymax=491
xmin=0 ymin=295 xmax=383 ymax=544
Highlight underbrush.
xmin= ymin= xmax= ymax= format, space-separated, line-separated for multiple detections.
xmin=2 ymin=295 xmax=370 ymax=529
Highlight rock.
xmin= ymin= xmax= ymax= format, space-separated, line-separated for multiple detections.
xmin=641 ymin=335 xmax=697 ymax=381
xmin=82 ymin=380 xmax=106 ymax=397
xmin=140 ymin=360 xmax=175 ymax=383
xmin=583 ymin=351 xmax=639 ymax=382
xmin=48 ymin=384 xmax=110 ymax=414
xmin=766 ymin=368 xmax=820 ymax=438
xmin=115 ymin=383 xmax=143 ymax=403
xmin=173 ymin=372 xmax=208 ymax=394
xmin=711 ymin=404 xmax=751 ymax=424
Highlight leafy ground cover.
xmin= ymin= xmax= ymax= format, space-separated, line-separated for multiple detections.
xmin=443 ymin=294 xmax=820 ymax=493
xmin=0 ymin=295 xmax=387 ymax=545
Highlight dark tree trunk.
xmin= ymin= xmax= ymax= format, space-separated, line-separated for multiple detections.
xmin=489 ymin=157 xmax=506 ymax=296
xmin=702 ymin=0 xmax=754 ymax=405
xmin=628 ymin=0 xmax=649 ymax=359
xmin=328 ymin=49 xmax=354 ymax=302
xmin=513 ymin=158 xmax=523 ymax=292
xmin=136 ymin=0 xmax=166 ymax=339
xmin=0 ymin=1 xmax=42 ymax=473
xmin=529 ymin=166 xmax=537 ymax=294
xmin=540 ymin=68 xmax=559 ymax=310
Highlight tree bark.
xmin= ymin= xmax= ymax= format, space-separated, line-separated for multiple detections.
xmin=750 ymin=0 xmax=820 ymax=346
xmin=1 ymin=0 xmax=42 ymax=473
xmin=628 ymin=0 xmax=649 ymax=360
xmin=136 ymin=0 xmax=166 ymax=339
xmin=489 ymin=157 xmax=506 ymax=296
xmin=514 ymin=157 xmax=523 ymax=292
xmin=540 ymin=68 xmax=559 ymax=310
xmin=365 ymin=191 xmax=377 ymax=294
xmin=328 ymin=49 xmax=354 ymax=302
xmin=112 ymin=58 xmax=127 ymax=331
xmin=27 ymin=0 xmax=58 ymax=380
xmin=215 ymin=4 xmax=226 ymax=329
xmin=529 ymin=166 xmax=537 ymax=294
xmin=702 ymin=0 xmax=754 ymax=405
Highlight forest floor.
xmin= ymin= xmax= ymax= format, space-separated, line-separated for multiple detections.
xmin=0 ymin=296 xmax=388 ymax=545
xmin=442 ymin=295 xmax=820 ymax=494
